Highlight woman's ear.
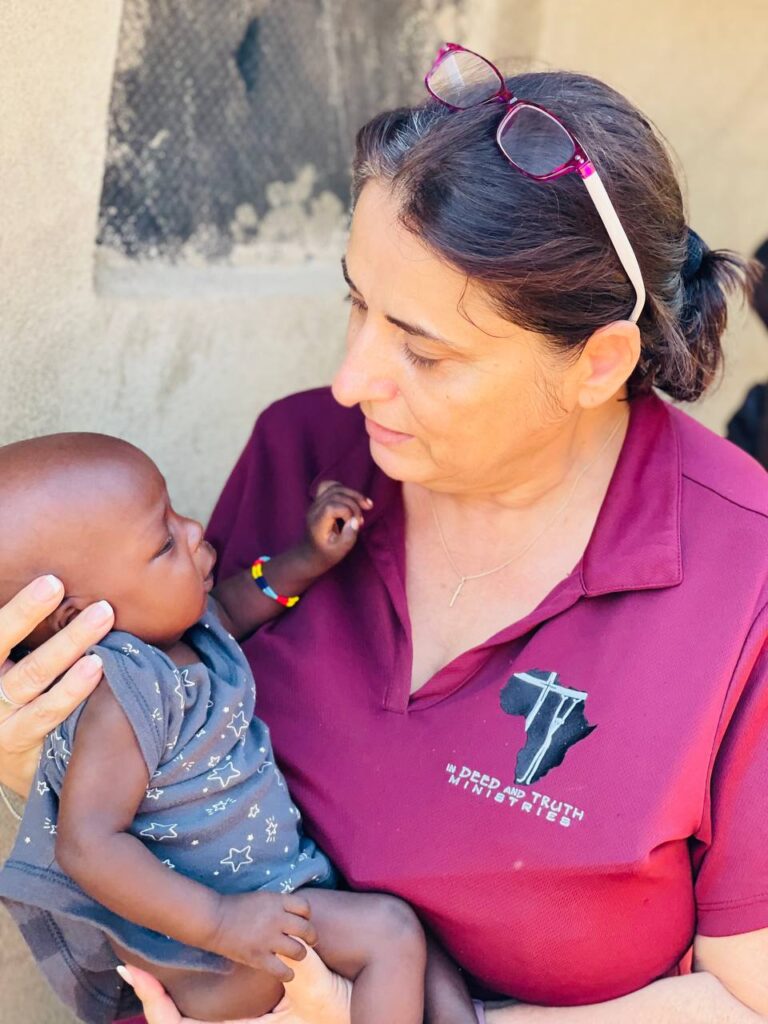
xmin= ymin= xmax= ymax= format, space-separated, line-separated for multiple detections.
xmin=49 ymin=597 xmax=89 ymax=634
xmin=575 ymin=319 xmax=641 ymax=408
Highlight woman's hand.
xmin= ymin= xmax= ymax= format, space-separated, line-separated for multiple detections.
xmin=0 ymin=576 xmax=113 ymax=796
xmin=121 ymin=942 xmax=352 ymax=1024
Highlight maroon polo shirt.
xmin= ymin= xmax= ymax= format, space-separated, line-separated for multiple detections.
xmin=203 ymin=387 xmax=768 ymax=1007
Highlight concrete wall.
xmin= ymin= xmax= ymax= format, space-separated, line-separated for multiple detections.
xmin=0 ymin=2 xmax=766 ymax=1021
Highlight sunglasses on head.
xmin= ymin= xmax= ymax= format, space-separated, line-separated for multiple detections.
xmin=425 ymin=43 xmax=646 ymax=324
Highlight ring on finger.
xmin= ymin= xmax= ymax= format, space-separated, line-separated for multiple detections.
xmin=0 ymin=678 xmax=24 ymax=709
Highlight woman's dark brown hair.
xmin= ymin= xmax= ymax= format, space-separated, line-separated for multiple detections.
xmin=352 ymin=71 xmax=756 ymax=401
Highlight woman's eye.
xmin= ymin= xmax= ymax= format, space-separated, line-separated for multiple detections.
xmin=403 ymin=344 xmax=439 ymax=369
xmin=344 ymin=292 xmax=367 ymax=312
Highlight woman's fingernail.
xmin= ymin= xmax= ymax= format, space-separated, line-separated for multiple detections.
xmin=32 ymin=575 xmax=63 ymax=600
xmin=83 ymin=654 xmax=103 ymax=677
xmin=116 ymin=965 xmax=134 ymax=987
xmin=349 ymin=518 xmax=359 ymax=532
xmin=83 ymin=601 xmax=114 ymax=625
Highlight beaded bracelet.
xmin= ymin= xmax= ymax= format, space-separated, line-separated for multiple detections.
xmin=251 ymin=557 xmax=301 ymax=608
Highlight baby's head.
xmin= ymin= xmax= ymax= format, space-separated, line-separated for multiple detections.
xmin=0 ymin=433 xmax=216 ymax=650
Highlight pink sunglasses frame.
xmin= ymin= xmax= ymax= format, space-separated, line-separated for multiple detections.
xmin=425 ymin=43 xmax=646 ymax=323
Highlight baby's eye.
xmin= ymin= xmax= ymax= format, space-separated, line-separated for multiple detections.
xmin=157 ymin=536 xmax=175 ymax=557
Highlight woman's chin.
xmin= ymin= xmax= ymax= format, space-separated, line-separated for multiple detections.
xmin=367 ymin=437 xmax=426 ymax=482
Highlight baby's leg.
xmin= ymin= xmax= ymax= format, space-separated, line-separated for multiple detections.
xmin=111 ymin=939 xmax=284 ymax=1022
xmin=304 ymin=888 xmax=426 ymax=1024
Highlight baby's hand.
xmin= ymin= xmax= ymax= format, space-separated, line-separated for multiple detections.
xmin=209 ymin=892 xmax=318 ymax=981
xmin=305 ymin=480 xmax=373 ymax=570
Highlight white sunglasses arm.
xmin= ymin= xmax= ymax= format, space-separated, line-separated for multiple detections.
xmin=581 ymin=169 xmax=646 ymax=323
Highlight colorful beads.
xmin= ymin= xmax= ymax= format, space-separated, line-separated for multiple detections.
xmin=251 ymin=557 xmax=300 ymax=608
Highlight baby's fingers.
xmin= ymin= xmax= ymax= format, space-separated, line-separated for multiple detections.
xmin=281 ymin=913 xmax=317 ymax=947
xmin=262 ymin=954 xmax=296 ymax=983
xmin=282 ymin=894 xmax=311 ymax=919
xmin=315 ymin=480 xmax=373 ymax=510
xmin=273 ymin=935 xmax=308 ymax=962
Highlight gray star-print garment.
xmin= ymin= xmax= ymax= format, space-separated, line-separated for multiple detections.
xmin=0 ymin=600 xmax=334 ymax=1024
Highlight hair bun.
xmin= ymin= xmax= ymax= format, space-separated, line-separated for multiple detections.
xmin=682 ymin=228 xmax=706 ymax=282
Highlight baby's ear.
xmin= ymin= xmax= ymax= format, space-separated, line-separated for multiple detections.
xmin=49 ymin=597 xmax=89 ymax=634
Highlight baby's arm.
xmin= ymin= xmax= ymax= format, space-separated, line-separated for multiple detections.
xmin=56 ymin=680 xmax=316 ymax=979
xmin=212 ymin=481 xmax=372 ymax=641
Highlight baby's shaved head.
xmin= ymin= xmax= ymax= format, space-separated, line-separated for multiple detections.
xmin=0 ymin=433 xmax=159 ymax=607
xmin=0 ymin=433 xmax=212 ymax=649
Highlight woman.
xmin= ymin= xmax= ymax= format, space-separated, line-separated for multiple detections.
xmin=1 ymin=46 xmax=767 ymax=1023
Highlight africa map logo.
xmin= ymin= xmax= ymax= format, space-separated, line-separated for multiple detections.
xmin=500 ymin=669 xmax=596 ymax=784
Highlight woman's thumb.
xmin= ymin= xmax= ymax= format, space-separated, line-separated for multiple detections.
xmin=117 ymin=964 xmax=180 ymax=1024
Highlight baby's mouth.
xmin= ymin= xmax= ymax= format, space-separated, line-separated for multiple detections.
xmin=202 ymin=543 xmax=217 ymax=589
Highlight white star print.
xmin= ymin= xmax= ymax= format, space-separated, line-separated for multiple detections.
xmin=208 ymin=756 xmax=221 ymax=769
xmin=255 ymin=761 xmax=274 ymax=776
xmin=145 ymin=788 xmax=164 ymax=801
xmin=248 ymin=803 xmax=260 ymax=818
xmin=177 ymin=668 xmax=196 ymax=689
xmin=151 ymin=708 xmax=162 ymax=723
xmin=48 ymin=729 xmax=71 ymax=763
xmin=139 ymin=822 xmax=178 ymax=842
xmin=36 ymin=781 xmax=50 ymax=796
xmin=207 ymin=762 xmax=242 ymax=788
xmin=206 ymin=798 xmax=236 ymax=816
xmin=191 ymin=840 xmax=199 ymax=846
xmin=226 ymin=711 xmax=249 ymax=740
xmin=265 ymin=817 xmax=278 ymax=843
xmin=43 ymin=818 xmax=57 ymax=835
xmin=121 ymin=643 xmax=140 ymax=657
xmin=162 ymin=859 xmax=176 ymax=870
xmin=280 ymin=879 xmax=295 ymax=894
xmin=220 ymin=846 xmax=253 ymax=873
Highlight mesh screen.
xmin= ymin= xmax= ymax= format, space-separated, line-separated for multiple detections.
xmin=97 ymin=0 xmax=453 ymax=261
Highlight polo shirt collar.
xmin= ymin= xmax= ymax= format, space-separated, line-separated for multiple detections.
xmin=580 ymin=393 xmax=682 ymax=595
xmin=309 ymin=392 xmax=683 ymax=600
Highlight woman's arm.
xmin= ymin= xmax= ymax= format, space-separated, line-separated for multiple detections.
xmin=484 ymin=969 xmax=767 ymax=1023
xmin=0 ymin=576 xmax=113 ymax=796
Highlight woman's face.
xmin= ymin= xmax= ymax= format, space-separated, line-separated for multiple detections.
xmin=332 ymin=180 xmax=582 ymax=495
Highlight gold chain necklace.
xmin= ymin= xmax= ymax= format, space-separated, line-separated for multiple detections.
xmin=429 ymin=414 xmax=627 ymax=607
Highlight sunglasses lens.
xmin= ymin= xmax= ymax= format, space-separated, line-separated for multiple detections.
xmin=498 ymin=105 xmax=575 ymax=176
xmin=427 ymin=50 xmax=502 ymax=108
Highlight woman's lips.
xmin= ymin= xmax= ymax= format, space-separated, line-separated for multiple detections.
xmin=364 ymin=417 xmax=413 ymax=446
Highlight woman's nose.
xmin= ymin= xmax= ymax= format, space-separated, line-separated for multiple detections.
xmin=331 ymin=325 xmax=398 ymax=408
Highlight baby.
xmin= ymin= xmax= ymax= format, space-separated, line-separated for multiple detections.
xmin=0 ymin=434 xmax=476 ymax=1024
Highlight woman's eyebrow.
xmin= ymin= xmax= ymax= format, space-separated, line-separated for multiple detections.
xmin=341 ymin=256 xmax=462 ymax=350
